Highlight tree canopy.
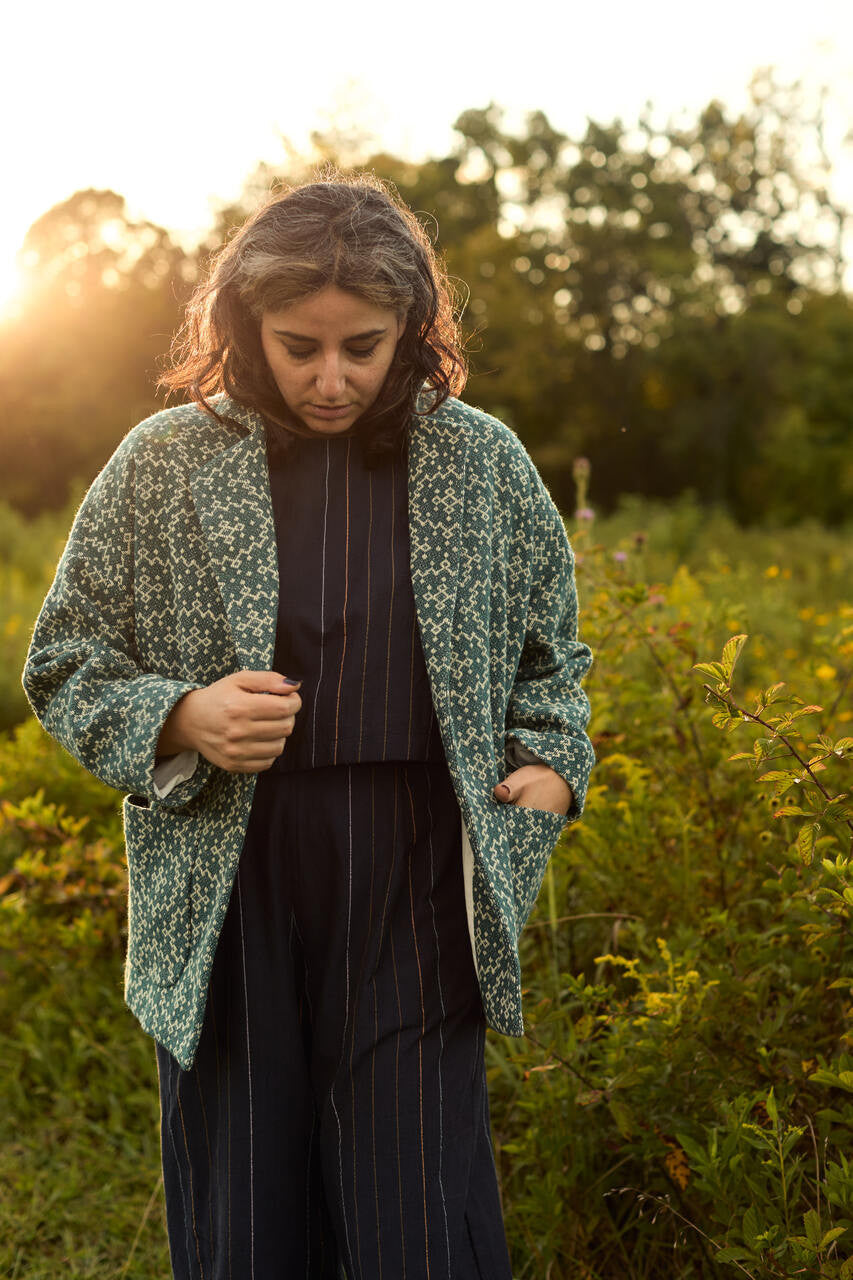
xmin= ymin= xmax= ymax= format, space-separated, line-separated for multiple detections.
xmin=2 ymin=69 xmax=851 ymax=524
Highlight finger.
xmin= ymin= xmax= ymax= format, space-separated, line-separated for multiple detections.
xmin=221 ymin=722 xmax=296 ymax=759
xmin=237 ymin=716 xmax=297 ymax=743
xmin=239 ymin=692 xmax=302 ymax=720
xmin=233 ymin=669 xmax=304 ymax=695
xmin=227 ymin=756 xmax=281 ymax=773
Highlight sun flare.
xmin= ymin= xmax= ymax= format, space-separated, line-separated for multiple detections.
xmin=0 ymin=255 xmax=27 ymax=322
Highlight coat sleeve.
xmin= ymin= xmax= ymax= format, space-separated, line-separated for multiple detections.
xmin=20 ymin=429 xmax=216 ymax=809
xmin=503 ymin=455 xmax=596 ymax=825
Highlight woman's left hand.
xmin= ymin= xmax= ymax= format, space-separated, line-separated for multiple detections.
xmin=492 ymin=763 xmax=574 ymax=816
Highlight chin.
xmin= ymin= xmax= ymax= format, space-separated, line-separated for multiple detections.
xmin=299 ymin=406 xmax=364 ymax=431
xmin=308 ymin=422 xmax=356 ymax=435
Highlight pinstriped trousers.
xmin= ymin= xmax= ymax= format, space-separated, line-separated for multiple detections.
xmin=155 ymin=759 xmax=513 ymax=1279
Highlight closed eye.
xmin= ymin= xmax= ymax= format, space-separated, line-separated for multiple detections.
xmin=283 ymin=344 xmax=380 ymax=361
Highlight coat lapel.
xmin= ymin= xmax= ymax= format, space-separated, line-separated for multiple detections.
xmin=188 ymin=411 xmax=279 ymax=673
xmin=187 ymin=398 xmax=470 ymax=734
xmin=406 ymin=405 xmax=469 ymax=739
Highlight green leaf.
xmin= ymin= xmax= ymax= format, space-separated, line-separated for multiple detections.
xmin=693 ymin=661 xmax=726 ymax=680
xmin=803 ymin=1208 xmax=821 ymax=1246
xmin=764 ymin=682 xmax=787 ymax=701
xmin=820 ymin=1226 xmax=846 ymax=1247
xmin=809 ymin=1068 xmax=853 ymax=1092
xmin=797 ymin=824 xmax=818 ymax=863
xmin=743 ymin=1205 xmax=762 ymax=1249
xmin=765 ymin=1086 xmax=778 ymax=1125
xmin=720 ymin=633 xmax=748 ymax=680
xmin=715 ymin=1246 xmax=758 ymax=1263
xmin=608 ymin=1097 xmax=635 ymax=1138
xmin=675 ymin=1132 xmax=708 ymax=1166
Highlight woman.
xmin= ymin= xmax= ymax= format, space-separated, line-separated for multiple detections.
xmin=21 ymin=171 xmax=595 ymax=1279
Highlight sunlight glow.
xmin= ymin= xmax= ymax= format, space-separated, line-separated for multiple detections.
xmin=0 ymin=4 xmax=851 ymax=307
xmin=0 ymin=257 xmax=27 ymax=322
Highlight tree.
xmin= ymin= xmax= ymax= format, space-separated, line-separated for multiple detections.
xmin=0 ymin=191 xmax=192 ymax=513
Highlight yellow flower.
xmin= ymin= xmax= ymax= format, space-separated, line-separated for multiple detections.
xmin=816 ymin=664 xmax=837 ymax=680
xmin=799 ymin=607 xmax=815 ymax=620
xmin=765 ymin=565 xmax=780 ymax=578
xmin=665 ymin=1144 xmax=691 ymax=1190
xmin=815 ymin=614 xmax=831 ymax=626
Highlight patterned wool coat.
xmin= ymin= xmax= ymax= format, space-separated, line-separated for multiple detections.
xmin=21 ymin=393 xmax=595 ymax=1071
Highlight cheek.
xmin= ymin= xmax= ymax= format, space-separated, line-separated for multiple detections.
xmin=266 ymin=350 xmax=298 ymax=389
xmin=371 ymin=349 xmax=398 ymax=387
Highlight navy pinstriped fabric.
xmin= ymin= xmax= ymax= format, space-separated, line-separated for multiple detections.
xmin=263 ymin=421 xmax=446 ymax=772
xmin=155 ymin=427 xmax=511 ymax=1276
xmin=157 ymin=762 xmax=511 ymax=1279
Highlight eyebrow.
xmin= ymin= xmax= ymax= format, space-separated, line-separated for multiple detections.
xmin=271 ymin=327 xmax=388 ymax=341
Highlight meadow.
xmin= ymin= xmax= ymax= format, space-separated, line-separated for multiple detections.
xmin=1 ymin=487 xmax=851 ymax=1278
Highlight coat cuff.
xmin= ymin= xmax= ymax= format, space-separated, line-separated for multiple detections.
xmin=504 ymin=730 xmax=594 ymax=824
xmin=505 ymin=738 xmax=550 ymax=771
xmin=152 ymin=749 xmax=200 ymax=799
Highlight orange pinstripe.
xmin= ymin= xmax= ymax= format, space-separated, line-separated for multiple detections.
xmin=404 ymin=770 xmax=431 ymax=1277
xmin=176 ymin=1086 xmax=205 ymax=1276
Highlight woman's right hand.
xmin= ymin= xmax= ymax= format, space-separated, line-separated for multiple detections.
xmin=156 ymin=670 xmax=303 ymax=773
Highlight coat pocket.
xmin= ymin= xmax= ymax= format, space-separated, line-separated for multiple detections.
xmin=122 ymin=795 xmax=196 ymax=987
xmin=502 ymin=801 xmax=566 ymax=934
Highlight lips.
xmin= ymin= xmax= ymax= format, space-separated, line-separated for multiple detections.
xmin=308 ymin=404 xmax=353 ymax=417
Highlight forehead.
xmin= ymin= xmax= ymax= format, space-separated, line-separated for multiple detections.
xmin=262 ymin=285 xmax=396 ymax=335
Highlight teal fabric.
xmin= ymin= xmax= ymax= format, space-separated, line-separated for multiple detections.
xmin=21 ymin=393 xmax=595 ymax=1069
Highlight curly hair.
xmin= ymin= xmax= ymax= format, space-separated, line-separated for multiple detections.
xmin=158 ymin=169 xmax=468 ymax=465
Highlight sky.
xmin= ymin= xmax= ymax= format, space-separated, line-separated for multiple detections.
xmin=3 ymin=0 xmax=853 ymax=308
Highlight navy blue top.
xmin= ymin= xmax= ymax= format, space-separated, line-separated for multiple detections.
xmin=264 ymin=420 xmax=446 ymax=773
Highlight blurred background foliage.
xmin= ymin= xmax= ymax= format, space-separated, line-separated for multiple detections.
xmin=2 ymin=68 xmax=851 ymax=523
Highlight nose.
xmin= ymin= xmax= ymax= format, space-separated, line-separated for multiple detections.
xmin=314 ymin=353 xmax=347 ymax=402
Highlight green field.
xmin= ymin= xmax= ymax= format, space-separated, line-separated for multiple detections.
xmin=2 ymin=492 xmax=852 ymax=1278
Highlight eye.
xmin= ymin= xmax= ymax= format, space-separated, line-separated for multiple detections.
xmin=284 ymin=347 xmax=314 ymax=361
xmin=347 ymin=344 xmax=380 ymax=360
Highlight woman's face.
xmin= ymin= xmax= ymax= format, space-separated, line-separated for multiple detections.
xmin=260 ymin=285 xmax=406 ymax=435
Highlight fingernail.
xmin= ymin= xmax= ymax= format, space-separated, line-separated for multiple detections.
xmin=282 ymin=676 xmax=303 ymax=686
